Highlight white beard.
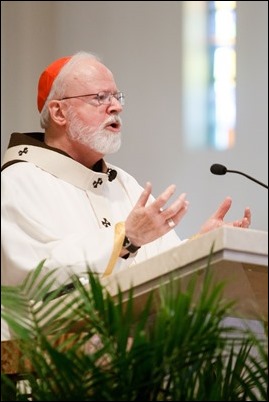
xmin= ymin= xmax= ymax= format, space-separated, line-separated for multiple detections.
xmin=66 ymin=109 xmax=122 ymax=154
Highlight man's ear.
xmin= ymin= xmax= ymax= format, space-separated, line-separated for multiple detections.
xmin=48 ymin=100 xmax=67 ymax=126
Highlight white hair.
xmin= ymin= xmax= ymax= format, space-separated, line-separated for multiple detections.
xmin=40 ymin=51 xmax=101 ymax=129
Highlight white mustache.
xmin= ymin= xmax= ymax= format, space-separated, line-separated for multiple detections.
xmin=102 ymin=115 xmax=122 ymax=129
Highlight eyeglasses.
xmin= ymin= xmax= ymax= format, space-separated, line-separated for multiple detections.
xmin=60 ymin=91 xmax=125 ymax=106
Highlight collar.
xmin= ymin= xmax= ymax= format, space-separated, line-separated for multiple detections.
xmin=1 ymin=132 xmax=116 ymax=191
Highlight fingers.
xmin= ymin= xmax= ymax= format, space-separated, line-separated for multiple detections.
xmin=199 ymin=197 xmax=252 ymax=235
xmin=159 ymin=193 xmax=189 ymax=221
xmin=134 ymin=182 xmax=152 ymax=208
xmin=168 ymin=198 xmax=189 ymax=225
xmin=152 ymin=186 xmax=189 ymax=224
xmin=154 ymin=184 xmax=177 ymax=211
xmin=241 ymin=218 xmax=250 ymax=228
xmin=213 ymin=198 xmax=251 ymax=227
xmin=243 ymin=207 xmax=251 ymax=227
xmin=135 ymin=182 xmax=178 ymax=212
xmin=128 ymin=183 xmax=188 ymax=245
xmin=233 ymin=207 xmax=251 ymax=228
xmin=212 ymin=197 xmax=232 ymax=220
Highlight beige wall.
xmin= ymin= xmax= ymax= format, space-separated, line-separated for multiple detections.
xmin=1 ymin=1 xmax=268 ymax=237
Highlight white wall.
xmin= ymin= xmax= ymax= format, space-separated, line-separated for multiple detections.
xmin=1 ymin=1 xmax=268 ymax=238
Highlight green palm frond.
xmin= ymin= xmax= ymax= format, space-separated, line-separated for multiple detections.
xmin=1 ymin=254 xmax=268 ymax=401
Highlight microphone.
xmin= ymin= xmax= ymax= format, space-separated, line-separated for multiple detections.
xmin=210 ymin=164 xmax=268 ymax=189
xmin=107 ymin=168 xmax=117 ymax=182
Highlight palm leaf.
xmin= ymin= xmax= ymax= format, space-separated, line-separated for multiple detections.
xmin=1 ymin=254 xmax=268 ymax=401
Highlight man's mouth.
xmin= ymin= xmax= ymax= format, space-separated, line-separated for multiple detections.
xmin=105 ymin=118 xmax=121 ymax=131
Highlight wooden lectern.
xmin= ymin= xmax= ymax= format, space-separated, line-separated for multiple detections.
xmin=102 ymin=226 xmax=268 ymax=322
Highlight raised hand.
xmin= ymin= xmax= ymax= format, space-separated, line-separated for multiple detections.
xmin=125 ymin=182 xmax=189 ymax=247
xmin=198 ymin=196 xmax=251 ymax=235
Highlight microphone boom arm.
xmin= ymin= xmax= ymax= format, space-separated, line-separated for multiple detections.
xmin=227 ymin=169 xmax=268 ymax=189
